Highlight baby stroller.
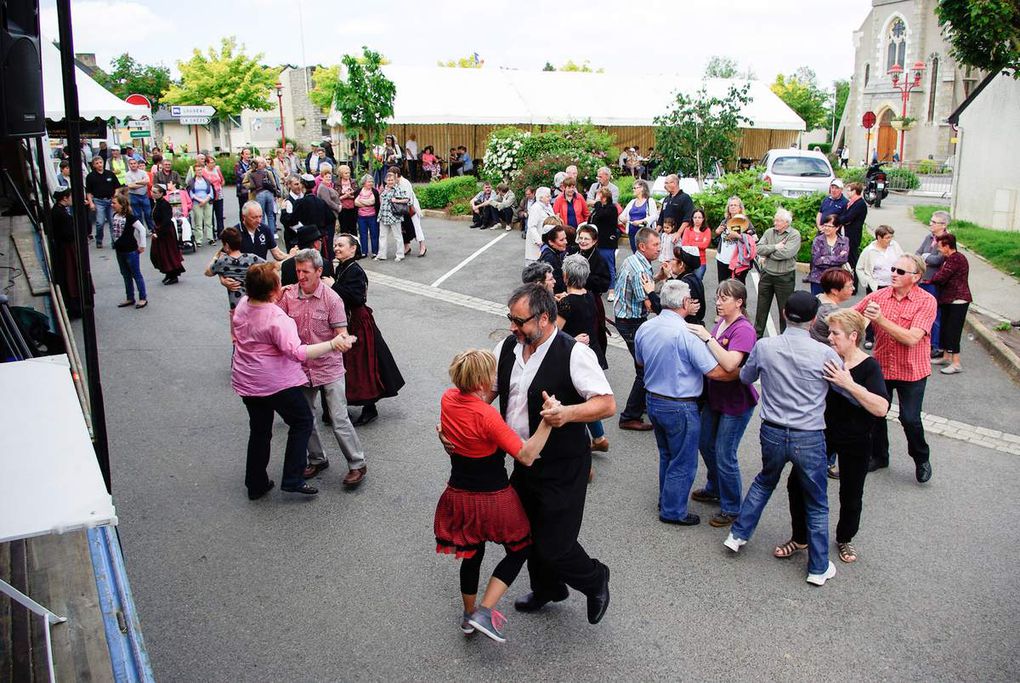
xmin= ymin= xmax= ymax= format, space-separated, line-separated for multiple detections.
xmin=167 ymin=188 xmax=196 ymax=253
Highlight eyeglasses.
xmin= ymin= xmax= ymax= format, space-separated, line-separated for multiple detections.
xmin=507 ymin=313 xmax=537 ymax=327
xmin=890 ymin=267 xmax=917 ymax=276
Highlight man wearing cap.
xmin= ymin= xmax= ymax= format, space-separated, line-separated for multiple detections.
xmin=635 ymin=280 xmax=728 ymax=526
xmin=281 ymin=225 xmax=335 ymax=286
xmin=281 ymin=175 xmax=330 ymax=252
xmin=277 ymin=248 xmax=366 ymax=488
xmin=724 ymin=290 xmax=842 ymax=587
xmin=816 ymin=180 xmax=848 ymax=227
xmin=853 ymin=254 xmax=936 ymax=482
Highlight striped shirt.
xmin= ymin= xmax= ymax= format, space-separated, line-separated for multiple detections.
xmin=853 ymin=285 xmax=937 ymax=382
xmin=613 ymin=252 xmax=653 ymax=320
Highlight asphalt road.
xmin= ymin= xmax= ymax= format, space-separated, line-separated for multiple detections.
xmin=84 ymin=206 xmax=1020 ymax=682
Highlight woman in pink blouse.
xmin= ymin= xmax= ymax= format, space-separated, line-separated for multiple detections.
xmin=231 ymin=263 xmax=351 ymax=499
xmin=202 ymin=154 xmax=226 ymax=239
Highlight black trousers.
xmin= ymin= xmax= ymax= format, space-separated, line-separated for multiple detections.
xmin=872 ymin=378 xmax=929 ymax=465
xmin=939 ymin=302 xmax=969 ymax=354
xmin=241 ymin=386 xmax=312 ymax=494
xmin=790 ymin=435 xmax=871 ymax=544
xmin=472 ymin=205 xmax=500 ymax=227
xmin=511 ymin=455 xmax=603 ymax=599
xmin=614 ymin=317 xmax=646 ymax=421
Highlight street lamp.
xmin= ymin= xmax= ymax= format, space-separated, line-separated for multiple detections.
xmin=888 ymin=60 xmax=925 ymax=162
xmin=275 ymin=81 xmax=286 ymax=149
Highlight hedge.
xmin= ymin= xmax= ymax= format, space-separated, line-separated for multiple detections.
xmin=415 ymin=176 xmax=479 ymax=209
xmin=836 ymin=164 xmax=921 ymax=190
xmin=170 ymin=154 xmax=241 ymax=185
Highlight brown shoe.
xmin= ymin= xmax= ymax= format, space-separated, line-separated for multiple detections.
xmin=618 ymin=419 xmax=653 ymax=432
xmin=303 ymin=460 xmax=330 ymax=479
xmin=591 ymin=438 xmax=609 ymax=452
xmin=708 ymin=513 xmax=737 ymax=528
xmin=342 ymin=466 xmax=366 ymax=488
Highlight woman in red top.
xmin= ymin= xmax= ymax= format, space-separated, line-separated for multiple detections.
xmin=435 ymin=349 xmax=554 ymax=643
xmin=552 ymin=178 xmax=589 ymax=240
xmin=681 ymin=208 xmax=712 ymax=280
xmin=929 ymin=233 xmax=972 ymax=375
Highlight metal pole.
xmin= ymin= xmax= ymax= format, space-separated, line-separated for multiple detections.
xmin=277 ymin=89 xmax=286 ymax=149
xmin=56 ymin=0 xmax=112 ymax=492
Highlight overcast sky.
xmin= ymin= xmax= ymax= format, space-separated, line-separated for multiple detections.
xmin=41 ymin=0 xmax=873 ymax=89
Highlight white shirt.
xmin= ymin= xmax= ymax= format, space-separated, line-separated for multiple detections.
xmin=404 ymin=140 xmax=418 ymax=160
xmin=493 ymin=332 xmax=613 ymax=440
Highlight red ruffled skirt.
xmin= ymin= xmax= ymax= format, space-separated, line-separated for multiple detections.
xmin=434 ymin=485 xmax=531 ymax=559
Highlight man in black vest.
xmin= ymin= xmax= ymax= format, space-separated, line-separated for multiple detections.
xmin=496 ymin=284 xmax=616 ymax=624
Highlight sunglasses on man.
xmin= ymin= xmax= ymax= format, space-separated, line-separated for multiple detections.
xmin=890 ymin=266 xmax=917 ymax=276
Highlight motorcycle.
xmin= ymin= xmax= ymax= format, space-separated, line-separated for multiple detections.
xmin=864 ymin=162 xmax=889 ymax=208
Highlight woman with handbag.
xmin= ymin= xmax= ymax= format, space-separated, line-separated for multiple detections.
xmin=377 ymin=170 xmax=409 ymax=261
xmin=808 ymin=214 xmax=850 ymax=295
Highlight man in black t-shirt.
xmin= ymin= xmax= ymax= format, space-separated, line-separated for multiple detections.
xmin=84 ymin=156 xmax=120 ymax=248
xmin=657 ymin=174 xmax=694 ymax=232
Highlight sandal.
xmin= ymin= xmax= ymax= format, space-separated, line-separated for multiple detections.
xmin=773 ymin=539 xmax=808 ymax=559
xmin=117 ymin=300 xmax=135 ymax=308
xmin=837 ymin=542 xmax=858 ymax=563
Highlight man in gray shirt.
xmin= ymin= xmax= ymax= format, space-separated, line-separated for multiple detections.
xmin=124 ymin=157 xmax=154 ymax=231
xmin=916 ymin=209 xmax=949 ymax=357
xmin=753 ymin=208 xmax=802 ymax=337
xmin=723 ymin=291 xmax=842 ymax=587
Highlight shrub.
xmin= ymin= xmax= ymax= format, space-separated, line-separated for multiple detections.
xmin=885 ymin=166 xmax=920 ymax=190
xmin=809 ymin=142 xmax=832 ymax=155
xmin=917 ymin=159 xmax=937 ymax=174
xmin=616 ymin=175 xmax=636 ymax=205
xmin=516 ymin=154 xmax=576 ymax=198
xmin=480 ymin=128 xmax=529 ymax=184
xmin=415 ymin=176 xmax=478 ymax=209
xmin=171 ymin=154 xmax=241 ymax=185
xmin=836 ymin=166 xmax=867 ymax=184
xmin=691 ymin=168 xmax=871 ymax=262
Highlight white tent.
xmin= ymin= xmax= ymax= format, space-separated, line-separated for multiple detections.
xmin=328 ymin=66 xmax=805 ymax=131
xmin=41 ymin=38 xmax=149 ymax=121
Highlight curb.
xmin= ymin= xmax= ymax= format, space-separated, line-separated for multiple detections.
xmin=421 ymin=209 xmax=472 ymax=222
xmin=965 ymin=315 xmax=1020 ymax=384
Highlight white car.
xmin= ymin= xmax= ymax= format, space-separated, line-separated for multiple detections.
xmin=759 ymin=149 xmax=835 ymax=198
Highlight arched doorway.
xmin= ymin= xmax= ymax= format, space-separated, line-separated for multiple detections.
xmin=877 ymin=108 xmax=896 ymax=161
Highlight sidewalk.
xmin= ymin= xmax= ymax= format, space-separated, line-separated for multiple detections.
xmin=880 ymin=204 xmax=1020 ymax=321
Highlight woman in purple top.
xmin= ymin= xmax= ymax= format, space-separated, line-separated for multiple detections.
xmin=231 ymin=263 xmax=350 ymax=500
xmin=686 ymin=279 xmax=759 ymax=527
xmin=808 ymin=214 xmax=850 ymax=295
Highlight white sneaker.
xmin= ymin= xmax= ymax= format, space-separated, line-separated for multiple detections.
xmin=806 ymin=561 xmax=836 ymax=586
xmin=374 ymin=255 xmax=386 ymax=260
xmin=723 ymin=533 xmax=746 ymax=553
xmin=394 ymin=257 xmax=404 ymax=262
xmin=607 ymin=290 xmax=616 ymax=303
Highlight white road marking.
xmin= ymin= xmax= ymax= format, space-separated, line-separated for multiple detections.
xmin=369 ymin=269 xmax=1020 ymax=457
xmin=429 ymin=232 xmax=509 ymax=288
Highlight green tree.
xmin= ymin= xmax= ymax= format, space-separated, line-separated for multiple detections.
xmin=316 ymin=47 xmax=396 ymax=167
xmin=830 ymin=78 xmax=850 ymax=137
xmin=163 ymin=37 xmax=279 ymax=149
xmin=542 ymin=62 xmax=555 ymax=72
xmin=936 ymin=0 xmax=1019 ymax=77
xmin=309 ymin=65 xmax=340 ymax=113
xmin=704 ymin=56 xmax=739 ymax=79
xmin=771 ymin=68 xmax=828 ymax=130
xmin=559 ymin=59 xmax=603 ymax=73
xmin=438 ymin=54 xmax=483 ymax=68
xmin=94 ymin=54 xmax=173 ymax=107
xmin=654 ymin=82 xmax=753 ymax=183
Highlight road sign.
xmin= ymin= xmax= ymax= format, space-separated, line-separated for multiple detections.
xmin=125 ymin=94 xmax=151 ymax=108
xmin=170 ymin=105 xmax=216 ymax=118
xmin=862 ymin=111 xmax=877 ymax=129
xmin=180 ymin=116 xmax=211 ymax=126
xmin=129 ymin=130 xmax=150 ymax=139
xmin=126 ymin=120 xmax=149 ymax=129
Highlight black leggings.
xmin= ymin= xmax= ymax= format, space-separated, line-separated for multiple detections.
xmin=939 ymin=302 xmax=969 ymax=354
xmin=459 ymin=543 xmax=530 ymax=595
xmin=789 ymin=435 xmax=871 ymax=544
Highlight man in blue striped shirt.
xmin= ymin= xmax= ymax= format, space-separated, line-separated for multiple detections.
xmin=613 ymin=227 xmax=661 ymax=431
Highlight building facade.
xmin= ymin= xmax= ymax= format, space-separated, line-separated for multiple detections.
xmin=843 ymin=0 xmax=983 ymax=164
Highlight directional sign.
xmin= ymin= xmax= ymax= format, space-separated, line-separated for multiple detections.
xmin=170 ymin=105 xmax=216 ymax=118
xmin=126 ymin=120 xmax=149 ymax=129
xmin=180 ymin=116 xmax=211 ymax=126
xmin=129 ymin=130 xmax=150 ymax=139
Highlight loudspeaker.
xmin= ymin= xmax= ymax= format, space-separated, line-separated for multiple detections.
xmin=0 ymin=0 xmax=44 ymax=138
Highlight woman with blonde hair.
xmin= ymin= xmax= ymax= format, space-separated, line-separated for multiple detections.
xmin=778 ymin=308 xmax=888 ymax=564
xmin=714 ymin=196 xmax=754 ymax=283
xmin=434 ymin=349 xmax=555 ymax=643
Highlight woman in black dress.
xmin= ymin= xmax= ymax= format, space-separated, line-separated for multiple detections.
xmin=48 ymin=188 xmax=82 ymax=317
xmin=780 ymin=309 xmax=888 ymax=565
xmin=574 ymin=224 xmax=610 ymax=355
xmin=556 ymin=254 xmax=609 ymax=457
xmin=149 ymin=184 xmax=185 ymax=284
xmin=671 ymin=245 xmax=705 ymax=325
xmin=331 ymin=233 xmax=405 ymax=425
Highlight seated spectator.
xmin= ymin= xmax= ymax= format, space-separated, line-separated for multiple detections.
xmin=459 ymin=146 xmax=474 ymax=175
xmin=470 ymin=182 xmax=499 ymax=229
xmin=493 ymin=183 xmax=516 ymax=231
xmin=422 ymin=145 xmax=442 ymax=182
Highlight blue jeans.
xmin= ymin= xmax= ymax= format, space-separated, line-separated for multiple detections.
xmin=116 ymin=250 xmax=147 ymax=301
xmin=920 ymin=283 xmax=941 ymax=348
xmin=809 ymin=282 xmax=823 ymax=295
xmin=256 ymin=190 xmax=277 ymax=233
xmin=129 ymin=194 xmax=153 ymax=232
xmin=628 ymin=230 xmax=639 ymax=254
xmin=93 ymin=197 xmax=113 ymax=245
xmin=698 ymin=406 xmax=753 ymax=516
xmin=647 ymin=395 xmax=701 ymax=521
xmin=695 ymin=264 xmax=706 ymax=280
xmin=598 ymin=247 xmax=617 ymax=290
xmin=614 ymin=317 xmax=647 ymax=421
xmin=358 ymin=215 xmax=380 ymax=256
xmin=587 ymin=420 xmax=605 ymax=440
xmin=731 ymin=424 xmax=830 ymax=575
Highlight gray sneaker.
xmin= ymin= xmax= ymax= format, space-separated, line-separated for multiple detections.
xmin=468 ymin=607 xmax=507 ymax=643
xmin=460 ymin=611 xmax=475 ymax=635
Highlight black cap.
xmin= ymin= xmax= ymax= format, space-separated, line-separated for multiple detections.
xmin=784 ymin=290 xmax=820 ymax=324
xmin=52 ymin=187 xmax=71 ymax=201
xmin=295 ymin=225 xmax=321 ymax=248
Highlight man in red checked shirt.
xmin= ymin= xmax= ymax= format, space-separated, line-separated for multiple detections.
xmin=853 ymin=253 xmax=937 ymax=483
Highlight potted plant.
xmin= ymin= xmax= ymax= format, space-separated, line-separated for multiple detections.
xmin=890 ymin=116 xmax=917 ymax=131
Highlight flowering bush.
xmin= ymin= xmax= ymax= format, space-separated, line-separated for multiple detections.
xmin=481 ymin=128 xmax=530 ymax=184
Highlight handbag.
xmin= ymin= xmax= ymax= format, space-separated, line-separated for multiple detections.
xmin=391 ymin=201 xmax=409 ymax=219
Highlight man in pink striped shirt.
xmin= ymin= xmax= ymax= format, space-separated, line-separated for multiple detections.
xmin=278 ymin=249 xmax=366 ymax=488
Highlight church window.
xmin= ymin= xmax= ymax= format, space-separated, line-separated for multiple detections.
xmin=886 ymin=18 xmax=906 ymax=72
